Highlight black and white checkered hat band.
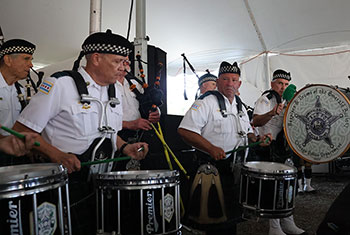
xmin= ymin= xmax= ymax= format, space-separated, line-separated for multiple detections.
xmin=0 ymin=46 xmax=35 ymax=58
xmin=82 ymin=43 xmax=132 ymax=56
xmin=273 ymin=73 xmax=291 ymax=81
xmin=219 ymin=65 xmax=239 ymax=74
xmin=199 ymin=76 xmax=217 ymax=86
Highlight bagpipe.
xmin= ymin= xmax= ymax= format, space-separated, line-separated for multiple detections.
xmin=15 ymin=68 xmax=44 ymax=111
xmin=125 ymin=54 xmax=164 ymax=119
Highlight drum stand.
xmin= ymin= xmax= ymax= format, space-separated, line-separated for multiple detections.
xmin=81 ymin=95 xmax=119 ymax=176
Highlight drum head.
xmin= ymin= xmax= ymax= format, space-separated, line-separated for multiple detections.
xmin=97 ymin=170 xmax=180 ymax=188
xmin=0 ymin=163 xmax=67 ymax=198
xmin=243 ymin=161 xmax=296 ymax=174
xmin=284 ymin=84 xmax=350 ymax=163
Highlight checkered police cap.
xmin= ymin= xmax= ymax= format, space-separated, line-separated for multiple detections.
xmin=198 ymin=70 xmax=217 ymax=87
xmin=0 ymin=39 xmax=36 ymax=59
xmin=272 ymin=69 xmax=291 ymax=81
xmin=81 ymin=29 xmax=132 ymax=56
xmin=218 ymin=61 xmax=241 ymax=76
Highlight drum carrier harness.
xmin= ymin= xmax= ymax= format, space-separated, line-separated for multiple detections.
xmin=259 ymin=89 xmax=292 ymax=163
xmin=51 ymin=70 xmax=120 ymax=175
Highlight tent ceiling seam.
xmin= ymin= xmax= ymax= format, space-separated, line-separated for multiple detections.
xmin=243 ymin=0 xmax=267 ymax=51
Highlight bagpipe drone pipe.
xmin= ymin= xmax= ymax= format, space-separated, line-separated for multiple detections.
xmin=128 ymin=45 xmax=168 ymax=117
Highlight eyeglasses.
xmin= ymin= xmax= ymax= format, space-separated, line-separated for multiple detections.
xmin=116 ymin=59 xmax=131 ymax=67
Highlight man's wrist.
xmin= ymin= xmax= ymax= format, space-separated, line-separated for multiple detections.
xmin=119 ymin=142 xmax=129 ymax=155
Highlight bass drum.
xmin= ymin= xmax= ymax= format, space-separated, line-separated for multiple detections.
xmin=284 ymin=84 xmax=350 ymax=163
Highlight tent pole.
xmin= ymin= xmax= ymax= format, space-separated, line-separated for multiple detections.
xmin=264 ymin=52 xmax=270 ymax=90
xmin=89 ymin=0 xmax=102 ymax=34
xmin=134 ymin=0 xmax=148 ymax=82
xmin=243 ymin=0 xmax=269 ymax=89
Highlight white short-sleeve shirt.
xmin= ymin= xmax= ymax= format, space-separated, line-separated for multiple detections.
xmin=0 ymin=72 xmax=22 ymax=136
xmin=253 ymin=93 xmax=285 ymax=140
xmin=18 ymin=67 xmax=123 ymax=154
xmin=116 ymin=79 xmax=141 ymax=121
xmin=179 ymin=93 xmax=253 ymax=157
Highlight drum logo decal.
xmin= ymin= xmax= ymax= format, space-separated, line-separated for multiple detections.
xmin=285 ymin=85 xmax=350 ymax=162
xmin=145 ymin=191 xmax=159 ymax=234
xmin=7 ymin=200 xmax=22 ymax=235
xmin=34 ymin=202 xmax=57 ymax=235
xmin=295 ymin=96 xmax=342 ymax=147
xmin=163 ymin=193 xmax=174 ymax=223
xmin=277 ymin=182 xmax=284 ymax=209
xmin=288 ymin=185 xmax=294 ymax=203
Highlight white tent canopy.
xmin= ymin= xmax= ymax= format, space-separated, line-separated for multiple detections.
xmin=1 ymin=0 xmax=349 ymax=109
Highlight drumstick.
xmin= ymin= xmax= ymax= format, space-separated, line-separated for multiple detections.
xmin=225 ymin=136 xmax=270 ymax=155
xmin=81 ymin=156 xmax=131 ymax=166
xmin=282 ymin=84 xmax=297 ymax=105
xmin=0 ymin=125 xmax=40 ymax=146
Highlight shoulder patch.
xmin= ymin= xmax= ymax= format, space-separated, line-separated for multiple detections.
xmin=260 ymin=97 xmax=269 ymax=105
xmin=39 ymin=80 xmax=54 ymax=94
xmin=191 ymin=103 xmax=201 ymax=111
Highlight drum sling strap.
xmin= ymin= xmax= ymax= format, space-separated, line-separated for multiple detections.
xmin=51 ymin=70 xmax=117 ymax=168
xmin=259 ymin=89 xmax=290 ymax=162
xmin=198 ymin=90 xmax=243 ymax=117
xmin=14 ymin=82 xmax=26 ymax=111
xmin=262 ymin=89 xmax=282 ymax=104
xmin=51 ymin=70 xmax=117 ymax=107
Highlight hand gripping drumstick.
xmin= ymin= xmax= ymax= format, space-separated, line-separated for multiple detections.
xmin=225 ymin=136 xmax=270 ymax=155
xmin=0 ymin=125 xmax=40 ymax=146
xmin=81 ymin=156 xmax=131 ymax=166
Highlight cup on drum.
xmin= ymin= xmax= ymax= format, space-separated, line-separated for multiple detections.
xmin=239 ymin=161 xmax=297 ymax=219
xmin=95 ymin=170 xmax=181 ymax=235
xmin=0 ymin=163 xmax=71 ymax=235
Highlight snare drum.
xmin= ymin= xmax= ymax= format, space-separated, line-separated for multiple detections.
xmin=96 ymin=170 xmax=181 ymax=235
xmin=284 ymin=84 xmax=350 ymax=163
xmin=239 ymin=161 xmax=297 ymax=218
xmin=0 ymin=163 xmax=71 ymax=234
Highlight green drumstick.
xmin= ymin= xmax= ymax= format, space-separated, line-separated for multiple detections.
xmin=282 ymin=84 xmax=297 ymax=103
xmin=0 ymin=125 xmax=40 ymax=146
xmin=225 ymin=136 xmax=270 ymax=155
xmin=81 ymin=156 xmax=131 ymax=166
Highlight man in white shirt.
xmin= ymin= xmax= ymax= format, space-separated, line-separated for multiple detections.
xmin=14 ymin=30 xmax=148 ymax=173
xmin=178 ymin=61 xmax=271 ymax=235
xmin=253 ymin=69 xmax=307 ymax=235
xmin=13 ymin=30 xmax=149 ymax=235
xmin=0 ymin=39 xmax=35 ymax=137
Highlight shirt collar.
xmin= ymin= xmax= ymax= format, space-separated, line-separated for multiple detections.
xmin=0 ymin=71 xmax=9 ymax=88
xmin=79 ymin=66 xmax=101 ymax=89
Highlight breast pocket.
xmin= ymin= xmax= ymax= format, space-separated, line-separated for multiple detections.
xmin=213 ymin=112 xmax=231 ymax=134
xmin=0 ymin=99 xmax=10 ymax=111
xmin=70 ymin=103 xmax=99 ymax=136
xmin=108 ymin=105 xmax=123 ymax=132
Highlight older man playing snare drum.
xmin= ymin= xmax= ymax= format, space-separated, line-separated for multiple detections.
xmin=178 ymin=61 xmax=271 ymax=235
xmin=13 ymin=30 xmax=148 ymax=235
